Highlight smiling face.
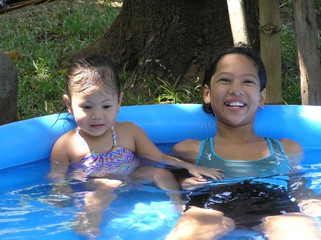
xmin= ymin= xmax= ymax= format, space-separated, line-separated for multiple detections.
xmin=64 ymin=86 xmax=122 ymax=137
xmin=204 ymin=53 xmax=266 ymax=127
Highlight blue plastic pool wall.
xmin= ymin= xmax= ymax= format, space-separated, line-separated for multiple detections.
xmin=0 ymin=104 xmax=320 ymax=240
xmin=0 ymin=104 xmax=320 ymax=170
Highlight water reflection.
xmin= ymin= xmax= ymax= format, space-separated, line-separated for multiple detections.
xmin=0 ymin=160 xmax=320 ymax=239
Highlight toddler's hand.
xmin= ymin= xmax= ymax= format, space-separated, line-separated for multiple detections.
xmin=180 ymin=176 xmax=211 ymax=191
xmin=187 ymin=165 xmax=224 ymax=181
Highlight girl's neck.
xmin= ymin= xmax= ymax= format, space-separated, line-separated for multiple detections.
xmin=214 ymin=122 xmax=261 ymax=143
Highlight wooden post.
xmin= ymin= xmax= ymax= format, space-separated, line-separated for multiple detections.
xmin=293 ymin=0 xmax=321 ymax=105
xmin=227 ymin=0 xmax=249 ymax=44
xmin=259 ymin=0 xmax=282 ymax=104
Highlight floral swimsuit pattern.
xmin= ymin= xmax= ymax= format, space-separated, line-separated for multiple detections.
xmin=75 ymin=126 xmax=140 ymax=178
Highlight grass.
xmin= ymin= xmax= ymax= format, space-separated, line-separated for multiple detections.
xmin=0 ymin=0 xmax=119 ymax=119
xmin=0 ymin=0 xmax=317 ymax=120
xmin=280 ymin=23 xmax=301 ymax=104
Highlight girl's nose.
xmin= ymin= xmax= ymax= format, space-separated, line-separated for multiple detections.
xmin=229 ymin=82 xmax=244 ymax=96
xmin=91 ymin=109 xmax=102 ymax=119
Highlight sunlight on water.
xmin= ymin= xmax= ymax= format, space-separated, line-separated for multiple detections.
xmin=0 ymin=157 xmax=320 ymax=240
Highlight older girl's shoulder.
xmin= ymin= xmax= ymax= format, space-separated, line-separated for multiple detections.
xmin=279 ymin=138 xmax=303 ymax=165
xmin=279 ymin=138 xmax=303 ymax=155
xmin=174 ymin=139 xmax=202 ymax=150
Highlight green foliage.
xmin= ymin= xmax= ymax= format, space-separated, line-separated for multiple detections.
xmin=1 ymin=1 xmax=320 ymax=120
xmin=279 ymin=0 xmax=321 ymax=104
xmin=280 ymin=23 xmax=301 ymax=104
xmin=0 ymin=1 xmax=118 ymax=119
xmin=120 ymin=76 xmax=202 ymax=106
xmin=144 ymin=76 xmax=202 ymax=104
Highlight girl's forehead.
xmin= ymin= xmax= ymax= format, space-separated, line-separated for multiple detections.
xmin=215 ymin=54 xmax=258 ymax=75
xmin=76 ymin=85 xmax=115 ymax=95
xmin=218 ymin=54 xmax=255 ymax=67
xmin=71 ymin=86 xmax=117 ymax=100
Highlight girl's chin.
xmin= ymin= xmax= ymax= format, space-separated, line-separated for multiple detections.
xmin=80 ymin=127 xmax=107 ymax=136
xmin=221 ymin=117 xmax=250 ymax=126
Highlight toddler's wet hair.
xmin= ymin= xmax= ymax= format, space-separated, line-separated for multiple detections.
xmin=66 ymin=54 xmax=120 ymax=97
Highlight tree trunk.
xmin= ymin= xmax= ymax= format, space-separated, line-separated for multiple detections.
xmin=0 ymin=51 xmax=18 ymax=125
xmin=61 ymin=0 xmax=260 ymax=92
xmin=259 ymin=0 xmax=282 ymax=104
xmin=293 ymin=0 xmax=321 ymax=105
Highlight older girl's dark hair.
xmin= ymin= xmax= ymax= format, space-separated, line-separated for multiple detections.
xmin=203 ymin=43 xmax=267 ymax=114
xmin=66 ymin=54 xmax=120 ymax=98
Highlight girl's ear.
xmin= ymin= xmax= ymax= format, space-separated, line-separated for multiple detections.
xmin=203 ymin=84 xmax=211 ymax=104
xmin=63 ymin=94 xmax=73 ymax=114
xmin=259 ymin=88 xmax=266 ymax=108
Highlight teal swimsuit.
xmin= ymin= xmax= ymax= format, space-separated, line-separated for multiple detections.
xmin=186 ymin=137 xmax=299 ymax=227
xmin=196 ymin=137 xmax=289 ymax=181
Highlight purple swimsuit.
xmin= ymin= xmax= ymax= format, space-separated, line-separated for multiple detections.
xmin=75 ymin=126 xmax=140 ymax=178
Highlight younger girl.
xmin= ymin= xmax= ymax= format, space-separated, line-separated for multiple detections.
xmin=48 ymin=55 xmax=223 ymax=236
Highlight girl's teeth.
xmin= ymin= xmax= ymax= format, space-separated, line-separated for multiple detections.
xmin=226 ymin=102 xmax=245 ymax=107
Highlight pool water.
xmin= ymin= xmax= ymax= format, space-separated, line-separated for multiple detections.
xmin=0 ymin=150 xmax=321 ymax=240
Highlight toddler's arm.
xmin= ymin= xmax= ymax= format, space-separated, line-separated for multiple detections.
xmin=162 ymin=154 xmax=224 ymax=181
xmin=130 ymin=122 xmax=224 ymax=181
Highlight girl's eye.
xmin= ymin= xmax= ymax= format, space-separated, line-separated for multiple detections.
xmin=103 ymin=105 xmax=111 ymax=109
xmin=244 ymin=80 xmax=256 ymax=85
xmin=83 ymin=106 xmax=92 ymax=110
xmin=218 ymin=78 xmax=230 ymax=83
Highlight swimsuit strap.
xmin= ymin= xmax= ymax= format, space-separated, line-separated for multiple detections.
xmin=110 ymin=126 xmax=117 ymax=147
xmin=75 ymin=128 xmax=89 ymax=148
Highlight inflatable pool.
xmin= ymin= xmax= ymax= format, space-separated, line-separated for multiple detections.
xmin=0 ymin=104 xmax=320 ymax=239
xmin=1 ymin=104 xmax=321 ymax=169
